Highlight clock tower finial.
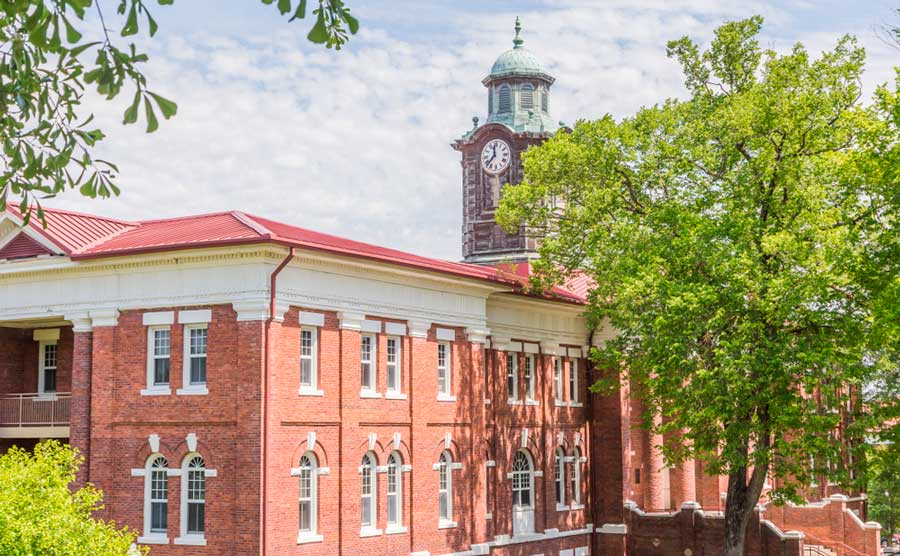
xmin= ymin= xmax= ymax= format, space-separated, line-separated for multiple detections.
xmin=451 ymin=20 xmax=559 ymax=265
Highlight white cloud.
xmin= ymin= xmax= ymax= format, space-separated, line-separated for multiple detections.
xmin=47 ymin=1 xmax=899 ymax=261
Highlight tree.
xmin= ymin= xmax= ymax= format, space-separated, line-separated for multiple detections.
xmin=0 ymin=0 xmax=358 ymax=223
xmin=867 ymin=445 xmax=900 ymax=541
xmin=498 ymin=16 xmax=900 ymax=556
xmin=0 ymin=440 xmax=144 ymax=555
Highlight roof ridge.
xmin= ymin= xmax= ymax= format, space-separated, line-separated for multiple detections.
xmin=71 ymin=221 xmax=140 ymax=255
xmin=134 ymin=210 xmax=242 ymax=225
xmin=231 ymin=211 xmax=271 ymax=237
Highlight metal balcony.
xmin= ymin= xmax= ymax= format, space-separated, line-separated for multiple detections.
xmin=0 ymin=392 xmax=71 ymax=438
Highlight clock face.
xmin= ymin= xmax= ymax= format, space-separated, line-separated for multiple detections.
xmin=481 ymin=139 xmax=511 ymax=174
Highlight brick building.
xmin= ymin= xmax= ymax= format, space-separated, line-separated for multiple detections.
xmin=0 ymin=19 xmax=879 ymax=556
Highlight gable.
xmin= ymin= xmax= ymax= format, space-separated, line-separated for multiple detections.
xmin=0 ymin=231 xmax=55 ymax=260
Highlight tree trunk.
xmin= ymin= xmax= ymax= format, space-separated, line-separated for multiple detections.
xmin=723 ymin=463 xmax=768 ymax=556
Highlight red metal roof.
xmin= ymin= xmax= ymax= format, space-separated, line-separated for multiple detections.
xmin=2 ymin=204 xmax=587 ymax=303
xmin=0 ymin=232 xmax=54 ymax=260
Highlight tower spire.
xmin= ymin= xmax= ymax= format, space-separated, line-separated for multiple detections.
xmin=513 ymin=17 xmax=523 ymax=49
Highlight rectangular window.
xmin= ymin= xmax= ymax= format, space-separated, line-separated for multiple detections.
xmin=360 ymin=334 xmax=376 ymax=391
xmin=386 ymin=337 xmax=400 ymax=392
xmin=300 ymin=327 xmax=318 ymax=389
xmin=506 ymin=353 xmax=518 ymax=401
xmin=524 ymin=354 xmax=535 ymax=401
xmin=39 ymin=342 xmax=57 ymax=394
xmin=387 ymin=461 xmax=399 ymax=525
xmin=361 ymin=463 xmax=374 ymax=527
xmin=187 ymin=326 xmax=207 ymax=386
xmin=554 ymin=358 xmax=562 ymax=403
xmin=569 ymin=358 xmax=578 ymax=403
xmin=299 ymin=467 xmax=312 ymax=532
xmin=437 ymin=342 xmax=451 ymax=395
xmin=150 ymin=468 xmax=168 ymax=533
xmin=150 ymin=327 xmax=171 ymax=387
xmin=187 ymin=467 xmax=205 ymax=534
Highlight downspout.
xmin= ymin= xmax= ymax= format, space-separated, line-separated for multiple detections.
xmin=262 ymin=247 xmax=297 ymax=556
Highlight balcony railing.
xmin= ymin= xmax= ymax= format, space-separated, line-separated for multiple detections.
xmin=0 ymin=393 xmax=71 ymax=427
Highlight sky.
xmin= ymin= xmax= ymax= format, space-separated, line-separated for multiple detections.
xmin=48 ymin=0 xmax=900 ymax=261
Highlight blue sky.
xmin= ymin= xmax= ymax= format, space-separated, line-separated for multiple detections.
xmin=57 ymin=0 xmax=900 ymax=260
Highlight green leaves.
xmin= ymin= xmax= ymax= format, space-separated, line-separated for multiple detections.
xmin=1 ymin=0 xmax=355 ymax=222
xmin=499 ymin=13 xmax=900 ymax=528
xmin=0 ymin=441 xmax=146 ymax=555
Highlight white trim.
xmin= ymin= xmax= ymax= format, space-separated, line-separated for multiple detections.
xmin=466 ymin=327 xmax=489 ymax=343
xmin=176 ymin=386 xmax=208 ymax=396
xmin=360 ymin=333 xmax=377 ymax=391
xmin=360 ymin=389 xmax=382 ymax=399
xmin=566 ymin=347 xmax=582 ymax=358
xmin=557 ymin=504 xmax=570 ymax=512
xmin=540 ymin=341 xmax=560 ymax=355
xmin=595 ymin=523 xmax=627 ymax=534
xmin=296 ymin=532 xmax=324 ymax=544
xmin=173 ymin=536 xmax=206 ymax=546
xmin=386 ymin=335 xmax=402 ymax=395
xmin=300 ymin=326 xmax=319 ymax=392
xmin=408 ymin=320 xmax=431 ymax=339
xmin=146 ymin=325 xmax=171 ymax=392
xmin=299 ymin=387 xmax=325 ymax=397
xmin=179 ymin=453 xmax=207 ymax=545
xmin=359 ymin=527 xmax=383 ymax=538
xmin=297 ymin=451 xmax=319 ymax=540
xmin=143 ymin=454 xmax=169 ymax=541
xmin=299 ymin=311 xmax=326 ymax=327
xmin=436 ymin=327 xmax=456 ymax=341
xmin=438 ymin=520 xmax=458 ymax=529
xmin=37 ymin=339 xmax=58 ymax=396
xmin=522 ymin=343 xmax=539 ymax=354
xmin=338 ymin=311 xmax=365 ymax=330
xmin=143 ymin=311 xmax=175 ymax=326
xmin=232 ymin=300 xmax=269 ymax=321
xmin=437 ymin=341 xmax=452 ymax=396
xmin=141 ymin=387 xmax=171 ymax=396
xmin=386 ymin=391 xmax=408 ymax=400
xmin=385 ymin=322 xmax=407 ymax=336
xmin=137 ymin=535 xmax=169 ymax=545
xmin=437 ymin=393 xmax=457 ymax=402
xmin=385 ymin=525 xmax=408 ymax=535
xmin=361 ymin=319 xmax=382 ymax=333
xmin=177 ymin=309 xmax=211 ymax=324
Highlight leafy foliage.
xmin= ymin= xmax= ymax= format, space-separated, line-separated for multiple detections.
xmin=0 ymin=440 xmax=144 ymax=555
xmin=498 ymin=15 xmax=900 ymax=556
xmin=867 ymin=445 xmax=900 ymax=539
xmin=0 ymin=0 xmax=357 ymax=224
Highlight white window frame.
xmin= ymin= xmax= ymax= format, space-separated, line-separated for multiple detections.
xmin=437 ymin=341 xmax=454 ymax=400
xmin=553 ymin=357 xmax=563 ymax=405
xmin=139 ymin=454 xmax=169 ymax=544
xmin=297 ymin=452 xmax=321 ymax=543
xmin=555 ymin=447 xmax=567 ymax=509
xmin=438 ymin=450 xmax=454 ymax=527
xmin=511 ymin=450 xmax=534 ymax=510
xmin=178 ymin=324 xmax=208 ymax=395
xmin=37 ymin=340 xmax=58 ymax=397
xmin=299 ymin=326 xmax=322 ymax=396
xmin=175 ymin=454 xmax=207 ymax=546
xmin=386 ymin=336 xmax=401 ymax=395
xmin=524 ymin=354 xmax=535 ymax=402
xmin=360 ymin=452 xmax=380 ymax=535
xmin=144 ymin=325 xmax=172 ymax=396
xmin=506 ymin=353 xmax=519 ymax=402
xmin=569 ymin=358 xmax=579 ymax=404
xmin=360 ymin=334 xmax=377 ymax=396
xmin=386 ymin=451 xmax=403 ymax=532
xmin=570 ymin=447 xmax=582 ymax=507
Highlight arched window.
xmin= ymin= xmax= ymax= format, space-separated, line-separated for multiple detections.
xmin=520 ymin=83 xmax=534 ymax=110
xmin=498 ymin=85 xmax=511 ymax=113
xmin=360 ymin=453 xmax=377 ymax=529
xmin=387 ymin=452 xmax=402 ymax=527
xmin=298 ymin=452 xmax=318 ymax=536
xmin=179 ymin=455 xmax=206 ymax=540
xmin=570 ymin=447 xmax=581 ymax=505
xmin=144 ymin=455 xmax=169 ymax=539
xmin=438 ymin=451 xmax=453 ymax=523
xmin=488 ymin=88 xmax=494 ymax=114
xmin=511 ymin=450 xmax=533 ymax=509
xmin=555 ymin=448 xmax=566 ymax=506
xmin=541 ymin=86 xmax=549 ymax=112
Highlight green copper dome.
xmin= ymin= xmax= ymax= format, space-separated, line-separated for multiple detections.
xmin=485 ymin=17 xmax=553 ymax=83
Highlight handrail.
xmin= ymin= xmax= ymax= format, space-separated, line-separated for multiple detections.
xmin=804 ymin=533 xmax=870 ymax=556
xmin=0 ymin=392 xmax=72 ymax=427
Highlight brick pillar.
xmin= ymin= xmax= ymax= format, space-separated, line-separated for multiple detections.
xmin=469 ymin=336 xmax=489 ymax=545
xmin=645 ymin=414 xmax=666 ymax=510
xmin=69 ymin=321 xmax=93 ymax=488
xmin=408 ymin=320 xmax=430 ymax=555
xmin=87 ymin=315 xmax=117 ymax=503
xmin=236 ymin=318 xmax=264 ymax=556
xmin=591 ymin=364 xmax=626 ymax=556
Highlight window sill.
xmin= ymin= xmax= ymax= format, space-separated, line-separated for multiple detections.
xmin=438 ymin=520 xmax=458 ymax=529
xmin=359 ymin=527 xmax=383 ymax=538
xmin=35 ymin=393 xmax=58 ymax=401
xmin=385 ymin=391 xmax=408 ymax=400
xmin=554 ymin=400 xmax=567 ymax=407
xmin=174 ymin=535 xmax=206 ymax=546
xmin=507 ymin=399 xmax=523 ymax=406
xmin=485 ymin=513 xmax=493 ymax=520
xmin=359 ymin=389 xmax=382 ymax=399
xmin=298 ymin=388 xmax=325 ymax=397
xmin=557 ymin=503 xmax=570 ymax=512
xmin=137 ymin=535 xmax=169 ymax=545
xmin=525 ymin=399 xmax=540 ymax=406
xmin=436 ymin=393 xmax=457 ymax=402
xmin=140 ymin=387 xmax=171 ymax=396
xmin=568 ymin=401 xmax=583 ymax=408
xmin=176 ymin=386 xmax=208 ymax=396
xmin=385 ymin=525 xmax=408 ymax=535
xmin=296 ymin=532 xmax=324 ymax=544
xmin=570 ymin=503 xmax=585 ymax=511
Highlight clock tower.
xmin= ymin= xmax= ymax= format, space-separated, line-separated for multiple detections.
xmin=453 ymin=18 xmax=559 ymax=265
